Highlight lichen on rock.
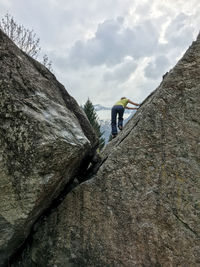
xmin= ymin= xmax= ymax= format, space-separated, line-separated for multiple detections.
xmin=12 ymin=34 xmax=200 ymax=266
xmin=0 ymin=29 xmax=98 ymax=266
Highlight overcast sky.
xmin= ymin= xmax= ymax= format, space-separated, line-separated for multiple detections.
xmin=0 ymin=0 xmax=199 ymax=106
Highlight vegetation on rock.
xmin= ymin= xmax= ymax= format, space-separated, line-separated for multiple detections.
xmin=0 ymin=13 xmax=52 ymax=70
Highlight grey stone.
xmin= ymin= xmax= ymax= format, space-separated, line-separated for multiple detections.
xmin=13 ymin=34 xmax=200 ymax=266
xmin=0 ymin=29 xmax=98 ymax=266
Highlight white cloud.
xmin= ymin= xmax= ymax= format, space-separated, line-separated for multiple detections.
xmin=0 ymin=0 xmax=199 ymax=107
xmin=67 ymin=17 xmax=159 ymax=68
xmin=0 ymin=0 xmax=11 ymax=8
xmin=164 ymin=13 xmax=194 ymax=47
xmin=144 ymin=55 xmax=169 ymax=79
xmin=103 ymin=57 xmax=137 ymax=83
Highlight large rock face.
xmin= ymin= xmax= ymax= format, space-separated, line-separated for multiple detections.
xmin=0 ymin=29 xmax=98 ymax=266
xmin=13 ymin=34 xmax=200 ymax=266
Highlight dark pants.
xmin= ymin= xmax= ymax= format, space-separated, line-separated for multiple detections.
xmin=111 ymin=105 xmax=124 ymax=135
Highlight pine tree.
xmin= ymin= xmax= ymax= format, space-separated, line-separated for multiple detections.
xmin=83 ymin=99 xmax=105 ymax=150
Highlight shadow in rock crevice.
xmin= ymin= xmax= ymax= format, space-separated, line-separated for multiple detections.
xmin=8 ymin=151 xmax=102 ymax=267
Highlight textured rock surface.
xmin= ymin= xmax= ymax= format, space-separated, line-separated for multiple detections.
xmin=0 ymin=29 xmax=98 ymax=266
xmin=13 ymin=34 xmax=200 ymax=266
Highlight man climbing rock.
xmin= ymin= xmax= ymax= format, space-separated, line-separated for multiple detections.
xmin=111 ymin=97 xmax=140 ymax=138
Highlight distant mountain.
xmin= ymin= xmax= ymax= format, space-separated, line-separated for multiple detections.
xmin=94 ymin=105 xmax=136 ymax=144
xmin=94 ymin=104 xmax=110 ymax=111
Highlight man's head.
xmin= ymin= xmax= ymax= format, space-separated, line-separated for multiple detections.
xmin=121 ymin=97 xmax=126 ymax=100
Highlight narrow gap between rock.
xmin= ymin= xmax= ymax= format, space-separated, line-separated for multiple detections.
xmin=8 ymin=151 xmax=102 ymax=266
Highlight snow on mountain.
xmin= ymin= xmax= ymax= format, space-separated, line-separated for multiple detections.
xmin=93 ymin=104 xmax=110 ymax=111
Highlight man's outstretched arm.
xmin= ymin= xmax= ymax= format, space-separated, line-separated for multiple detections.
xmin=128 ymin=99 xmax=140 ymax=106
xmin=125 ymin=106 xmax=138 ymax=110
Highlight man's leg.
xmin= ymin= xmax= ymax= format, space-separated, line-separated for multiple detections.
xmin=111 ymin=106 xmax=118 ymax=136
xmin=118 ymin=106 xmax=124 ymax=130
